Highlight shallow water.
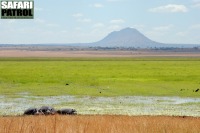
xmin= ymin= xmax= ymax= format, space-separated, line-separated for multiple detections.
xmin=0 ymin=94 xmax=200 ymax=116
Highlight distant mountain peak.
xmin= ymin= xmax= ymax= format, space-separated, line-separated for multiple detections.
xmin=94 ymin=27 xmax=162 ymax=48
xmin=113 ymin=27 xmax=139 ymax=34
xmin=120 ymin=27 xmax=138 ymax=31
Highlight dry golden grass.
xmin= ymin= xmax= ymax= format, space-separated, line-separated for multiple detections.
xmin=0 ymin=115 xmax=200 ymax=133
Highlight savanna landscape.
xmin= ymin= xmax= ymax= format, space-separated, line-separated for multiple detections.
xmin=0 ymin=49 xmax=200 ymax=132
xmin=1 ymin=0 xmax=200 ymax=132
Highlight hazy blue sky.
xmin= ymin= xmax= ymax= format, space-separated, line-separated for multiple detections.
xmin=0 ymin=0 xmax=200 ymax=44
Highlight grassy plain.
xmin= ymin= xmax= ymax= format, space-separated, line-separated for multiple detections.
xmin=0 ymin=57 xmax=200 ymax=97
xmin=0 ymin=115 xmax=200 ymax=133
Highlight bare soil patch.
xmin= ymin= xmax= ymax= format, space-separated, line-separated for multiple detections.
xmin=1 ymin=50 xmax=200 ymax=57
xmin=0 ymin=115 xmax=199 ymax=133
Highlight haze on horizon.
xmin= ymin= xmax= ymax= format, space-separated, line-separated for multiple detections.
xmin=0 ymin=0 xmax=200 ymax=45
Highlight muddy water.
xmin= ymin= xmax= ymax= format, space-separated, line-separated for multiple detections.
xmin=0 ymin=94 xmax=200 ymax=116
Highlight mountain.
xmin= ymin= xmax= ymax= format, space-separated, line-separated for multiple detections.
xmin=92 ymin=27 xmax=164 ymax=48
xmin=90 ymin=27 xmax=199 ymax=48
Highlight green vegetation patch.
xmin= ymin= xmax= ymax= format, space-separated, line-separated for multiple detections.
xmin=0 ymin=57 xmax=200 ymax=97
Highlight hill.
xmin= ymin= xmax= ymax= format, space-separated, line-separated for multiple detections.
xmin=89 ymin=27 xmax=199 ymax=48
xmin=93 ymin=27 xmax=164 ymax=48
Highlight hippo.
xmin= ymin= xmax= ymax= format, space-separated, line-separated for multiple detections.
xmin=57 ymin=108 xmax=77 ymax=115
xmin=39 ymin=106 xmax=56 ymax=115
xmin=24 ymin=108 xmax=43 ymax=115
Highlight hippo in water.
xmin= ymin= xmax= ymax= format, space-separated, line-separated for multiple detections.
xmin=24 ymin=108 xmax=43 ymax=115
xmin=39 ymin=106 xmax=56 ymax=115
xmin=57 ymin=108 xmax=77 ymax=115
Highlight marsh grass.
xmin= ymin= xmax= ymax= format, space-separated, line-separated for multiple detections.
xmin=0 ymin=115 xmax=200 ymax=133
xmin=0 ymin=58 xmax=200 ymax=97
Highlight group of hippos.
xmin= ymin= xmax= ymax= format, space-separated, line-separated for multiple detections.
xmin=24 ymin=106 xmax=77 ymax=115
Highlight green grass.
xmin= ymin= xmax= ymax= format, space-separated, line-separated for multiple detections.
xmin=0 ymin=57 xmax=200 ymax=97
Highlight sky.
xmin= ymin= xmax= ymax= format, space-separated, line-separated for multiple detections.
xmin=0 ymin=0 xmax=200 ymax=44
